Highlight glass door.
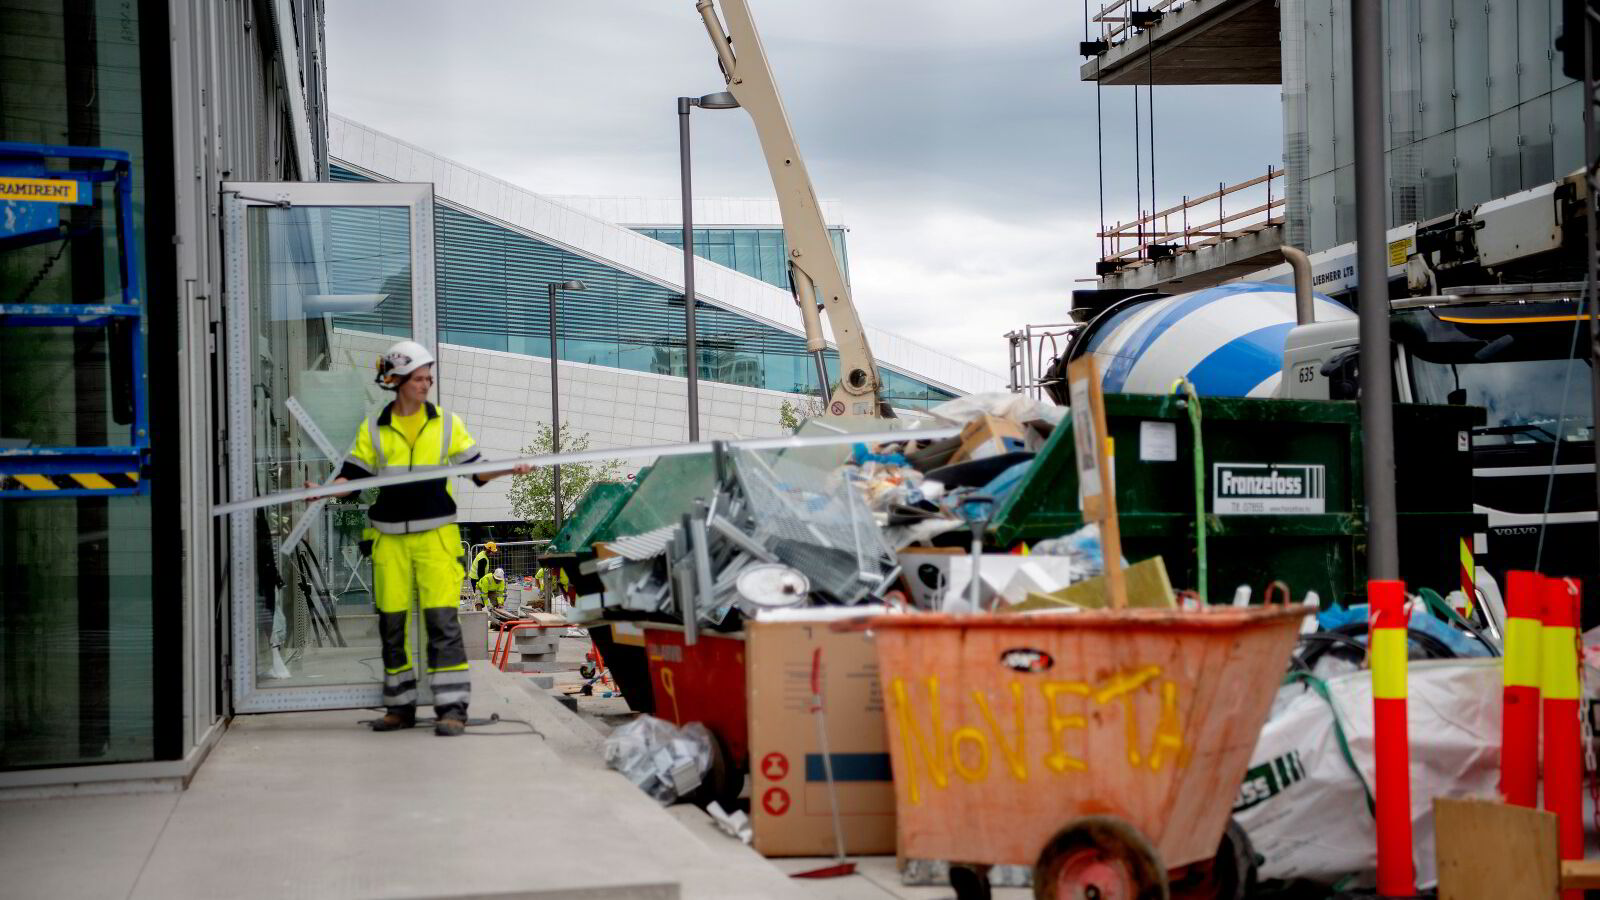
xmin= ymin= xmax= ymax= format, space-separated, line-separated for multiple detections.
xmin=221 ymin=181 xmax=436 ymax=713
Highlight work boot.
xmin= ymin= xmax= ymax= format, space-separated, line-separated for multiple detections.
xmin=369 ymin=708 xmax=416 ymax=732
xmin=434 ymin=714 xmax=467 ymax=737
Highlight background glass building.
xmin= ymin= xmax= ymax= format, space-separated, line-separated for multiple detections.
xmin=1282 ymin=0 xmax=1589 ymax=252
xmin=631 ymin=226 xmax=850 ymax=291
xmin=331 ymin=165 xmax=957 ymax=410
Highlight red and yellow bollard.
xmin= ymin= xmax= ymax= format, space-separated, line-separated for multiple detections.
xmin=1500 ymin=570 xmax=1544 ymax=807
xmin=1369 ymin=579 xmax=1416 ymax=897
xmin=1541 ymin=575 xmax=1583 ymax=900
xmin=1458 ymin=537 xmax=1477 ymax=618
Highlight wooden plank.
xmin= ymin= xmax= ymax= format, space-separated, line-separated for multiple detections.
xmin=1560 ymin=860 xmax=1600 ymax=890
xmin=1064 ymin=356 xmax=1126 ymax=610
xmin=1434 ymin=796 xmax=1559 ymax=900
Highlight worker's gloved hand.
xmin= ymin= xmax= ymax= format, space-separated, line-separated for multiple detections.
xmin=359 ymin=539 xmax=373 ymax=558
xmin=512 ymin=463 xmax=533 ymax=475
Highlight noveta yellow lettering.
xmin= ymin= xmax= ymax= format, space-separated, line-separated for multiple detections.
xmin=1041 ymin=681 xmax=1089 ymax=773
xmin=973 ymin=682 xmax=1028 ymax=782
xmin=1146 ymin=680 xmax=1185 ymax=771
xmin=951 ymin=727 xmax=990 ymax=782
xmin=890 ymin=676 xmax=948 ymax=804
xmin=1093 ymin=665 xmax=1161 ymax=767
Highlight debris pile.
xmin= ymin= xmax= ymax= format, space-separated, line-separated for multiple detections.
xmin=602 ymin=714 xmax=715 ymax=806
xmin=583 ymin=443 xmax=900 ymax=635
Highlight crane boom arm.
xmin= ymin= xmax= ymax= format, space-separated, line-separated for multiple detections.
xmin=696 ymin=0 xmax=891 ymax=419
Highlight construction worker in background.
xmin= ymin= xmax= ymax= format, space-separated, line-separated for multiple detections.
xmin=319 ymin=339 xmax=530 ymax=737
xmin=476 ymin=566 xmax=507 ymax=609
xmin=536 ymin=564 xmax=571 ymax=612
xmin=470 ymin=541 xmax=497 ymax=584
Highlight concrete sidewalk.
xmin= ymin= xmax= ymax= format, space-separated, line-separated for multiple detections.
xmin=0 ymin=662 xmax=809 ymax=900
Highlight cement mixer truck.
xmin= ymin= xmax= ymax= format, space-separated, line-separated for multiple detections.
xmin=1045 ymin=168 xmax=1596 ymax=621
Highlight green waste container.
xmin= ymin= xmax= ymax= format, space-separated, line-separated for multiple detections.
xmin=599 ymin=453 xmax=718 ymax=541
xmin=547 ymin=481 xmax=637 ymax=554
xmin=987 ymin=394 xmax=1483 ymax=605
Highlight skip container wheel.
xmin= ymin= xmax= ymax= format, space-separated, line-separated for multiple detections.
xmin=1033 ymin=816 xmax=1167 ymax=900
xmin=1167 ymin=818 xmax=1256 ymax=900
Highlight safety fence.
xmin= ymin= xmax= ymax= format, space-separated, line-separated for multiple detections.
xmin=1098 ymin=166 xmax=1285 ymax=269
xmin=1005 ymin=323 xmax=1081 ymax=401
xmin=1090 ymin=0 xmax=1187 ymax=47
xmin=464 ymin=539 xmax=570 ymax=616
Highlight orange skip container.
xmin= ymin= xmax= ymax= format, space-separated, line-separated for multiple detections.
xmin=862 ymin=605 xmax=1309 ymax=895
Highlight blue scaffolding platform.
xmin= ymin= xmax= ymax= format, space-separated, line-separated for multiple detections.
xmin=1 ymin=142 xmax=149 ymax=498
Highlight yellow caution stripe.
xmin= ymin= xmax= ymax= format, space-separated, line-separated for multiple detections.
xmin=1504 ymin=617 xmax=1543 ymax=688
xmin=1541 ymin=626 xmax=1581 ymax=701
xmin=1 ymin=472 xmax=140 ymax=492
xmin=1371 ymin=629 xmax=1409 ymax=699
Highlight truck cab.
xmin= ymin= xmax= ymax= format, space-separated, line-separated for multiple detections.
xmin=1280 ymin=288 xmax=1595 ymax=620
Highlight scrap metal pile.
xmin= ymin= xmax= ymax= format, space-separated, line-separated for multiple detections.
xmin=572 ymin=394 xmax=1086 ymax=630
xmin=585 ymin=443 xmax=902 ymax=633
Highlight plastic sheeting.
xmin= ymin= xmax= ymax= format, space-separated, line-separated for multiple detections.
xmin=602 ymin=714 xmax=716 ymax=806
xmin=926 ymin=391 xmax=1065 ymax=427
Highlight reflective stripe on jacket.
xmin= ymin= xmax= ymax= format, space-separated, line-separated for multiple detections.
xmin=339 ymin=402 xmax=481 ymax=534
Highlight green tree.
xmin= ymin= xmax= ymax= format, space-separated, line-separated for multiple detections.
xmin=505 ymin=423 xmax=624 ymax=538
xmin=778 ymin=396 xmax=826 ymax=431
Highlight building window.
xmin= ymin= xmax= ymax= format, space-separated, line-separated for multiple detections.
xmin=334 ymin=167 xmax=947 ymax=408
xmin=633 ymin=226 xmax=850 ymax=291
xmin=0 ymin=0 xmax=159 ymax=770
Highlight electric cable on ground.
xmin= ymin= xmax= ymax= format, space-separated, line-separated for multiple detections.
xmin=356 ymin=709 xmax=544 ymax=738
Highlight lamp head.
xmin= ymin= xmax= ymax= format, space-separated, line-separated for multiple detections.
xmin=697 ymin=91 xmax=740 ymax=110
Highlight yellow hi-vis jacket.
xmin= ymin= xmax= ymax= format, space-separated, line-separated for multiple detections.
xmin=339 ymin=402 xmax=482 ymax=535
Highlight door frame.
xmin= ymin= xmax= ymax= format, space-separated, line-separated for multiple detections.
xmin=220 ymin=180 xmax=436 ymax=714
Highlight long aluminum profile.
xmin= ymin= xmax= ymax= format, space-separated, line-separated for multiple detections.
xmin=212 ymin=425 xmax=961 ymax=516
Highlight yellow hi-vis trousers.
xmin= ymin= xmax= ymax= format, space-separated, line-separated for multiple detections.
xmin=373 ymin=527 xmax=470 ymax=717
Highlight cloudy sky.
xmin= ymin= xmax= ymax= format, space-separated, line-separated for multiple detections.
xmin=326 ymin=1 xmax=1283 ymax=378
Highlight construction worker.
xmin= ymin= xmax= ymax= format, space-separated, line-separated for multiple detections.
xmin=470 ymin=541 xmax=497 ymax=583
xmin=320 ymin=339 xmax=529 ymax=736
xmin=476 ymin=566 xmax=507 ymax=609
xmin=536 ymin=565 xmax=571 ymax=612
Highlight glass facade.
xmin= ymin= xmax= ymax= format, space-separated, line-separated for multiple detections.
xmin=332 ymin=166 xmax=952 ymax=410
xmin=1281 ymin=0 xmax=1590 ymax=252
xmin=631 ymin=226 xmax=851 ymax=292
xmin=0 ymin=0 xmax=158 ymax=769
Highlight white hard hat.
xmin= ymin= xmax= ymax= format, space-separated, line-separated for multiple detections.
xmin=375 ymin=339 xmax=435 ymax=389
xmin=493 ymin=567 xmax=505 ymax=580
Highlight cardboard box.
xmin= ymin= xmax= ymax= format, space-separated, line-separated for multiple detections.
xmin=1013 ymin=555 xmax=1176 ymax=611
xmin=746 ymin=619 xmax=897 ymax=857
xmin=952 ymin=414 xmax=1028 ymax=463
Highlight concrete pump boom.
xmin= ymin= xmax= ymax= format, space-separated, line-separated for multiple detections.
xmin=695 ymin=0 xmax=892 ymax=420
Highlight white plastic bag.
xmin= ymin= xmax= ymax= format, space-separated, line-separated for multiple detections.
xmin=926 ymin=391 xmax=1065 ymax=427
xmin=603 ymin=714 xmax=715 ymax=805
xmin=1233 ymin=658 xmax=1502 ymax=889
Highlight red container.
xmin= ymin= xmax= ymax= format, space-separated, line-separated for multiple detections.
xmin=644 ymin=626 xmax=749 ymax=769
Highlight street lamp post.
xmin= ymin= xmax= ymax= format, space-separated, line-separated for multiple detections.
xmin=677 ymin=91 xmax=740 ymax=441
xmin=547 ymin=279 xmax=585 ymax=532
